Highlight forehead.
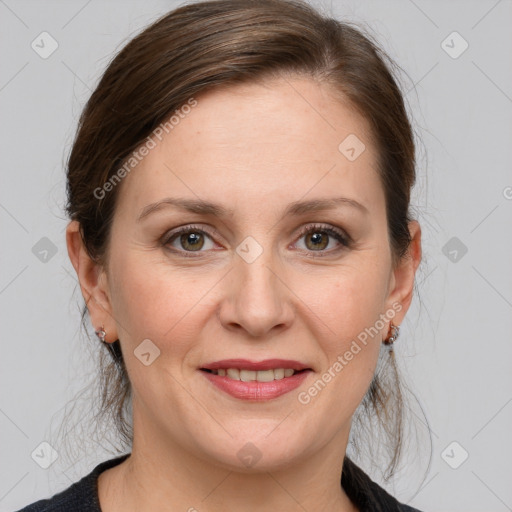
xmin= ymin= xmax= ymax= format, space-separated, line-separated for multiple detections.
xmin=116 ymin=76 xmax=383 ymax=218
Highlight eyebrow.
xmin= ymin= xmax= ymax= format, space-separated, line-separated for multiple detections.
xmin=137 ymin=196 xmax=369 ymax=222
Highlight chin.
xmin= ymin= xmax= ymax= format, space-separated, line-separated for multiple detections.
xmin=195 ymin=429 xmax=309 ymax=473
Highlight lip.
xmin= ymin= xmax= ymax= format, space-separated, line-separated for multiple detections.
xmin=199 ymin=359 xmax=312 ymax=401
xmin=201 ymin=358 xmax=311 ymax=371
xmin=200 ymin=370 xmax=311 ymax=401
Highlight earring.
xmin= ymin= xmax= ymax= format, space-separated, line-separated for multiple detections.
xmin=95 ymin=326 xmax=108 ymax=343
xmin=383 ymin=322 xmax=400 ymax=345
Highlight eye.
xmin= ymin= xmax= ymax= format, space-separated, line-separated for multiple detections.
xmin=294 ymin=223 xmax=350 ymax=255
xmin=162 ymin=223 xmax=351 ymax=258
xmin=162 ymin=225 xmax=217 ymax=255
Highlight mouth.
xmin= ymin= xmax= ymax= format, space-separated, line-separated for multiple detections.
xmin=199 ymin=359 xmax=312 ymax=401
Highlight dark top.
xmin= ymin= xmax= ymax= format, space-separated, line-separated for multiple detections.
xmin=16 ymin=453 xmax=423 ymax=511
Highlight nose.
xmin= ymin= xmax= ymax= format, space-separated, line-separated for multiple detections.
xmin=217 ymin=251 xmax=295 ymax=339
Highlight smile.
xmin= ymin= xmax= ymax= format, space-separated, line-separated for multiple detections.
xmin=200 ymin=359 xmax=312 ymax=401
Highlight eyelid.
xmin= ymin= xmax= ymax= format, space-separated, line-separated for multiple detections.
xmin=161 ymin=224 xmax=219 ymax=244
xmin=294 ymin=223 xmax=350 ymax=244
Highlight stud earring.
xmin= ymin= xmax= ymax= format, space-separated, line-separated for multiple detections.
xmin=95 ymin=326 xmax=108 ymax=343
xmin=383 ymin=322 xmax=400 ymax=345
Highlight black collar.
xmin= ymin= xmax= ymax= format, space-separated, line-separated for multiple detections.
xmin=342 ymin=457 xmax=419 ymax=511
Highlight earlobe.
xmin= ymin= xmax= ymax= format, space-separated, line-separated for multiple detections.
xmin=65 ymin=220 xmax=117 ymax=342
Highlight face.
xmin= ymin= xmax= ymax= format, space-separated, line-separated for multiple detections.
xmin=72 ymin=76 xmax=419 ymax=472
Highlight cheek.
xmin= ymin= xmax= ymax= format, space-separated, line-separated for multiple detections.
xmin=294 ymin=259 xmax=388 ymax=389
xmin=108 ymin=248 xmax=216 ymax=356
xmin=298 ymin=259 xmax=389 ymax=337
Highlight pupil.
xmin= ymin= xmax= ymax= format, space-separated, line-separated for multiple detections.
xmin=308 ymin=231 xmax=328 ymax=250
xmin=311 ymin=233 xmax=322 ymax=244
xmin=181 ymin=232 xmax=203 ymax=251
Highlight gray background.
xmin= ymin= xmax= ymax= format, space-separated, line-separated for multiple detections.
xmin=1 ymin=0 xmax=511 ymax=511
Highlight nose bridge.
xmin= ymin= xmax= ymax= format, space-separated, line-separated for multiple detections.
xmin=238 ymin=251 xmax=279 ymax=302
xmin=220 ymin=236 xmax=293 ymax=337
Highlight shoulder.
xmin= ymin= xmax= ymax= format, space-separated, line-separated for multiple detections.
xmin=341 ymin=457 xmax=425 ymax=512
xmin=15 ymin=454 xmax=130 ymax=512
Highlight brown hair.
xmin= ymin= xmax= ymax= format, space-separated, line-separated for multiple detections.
xmin=65 ymin=0 xmax=420 ymax=480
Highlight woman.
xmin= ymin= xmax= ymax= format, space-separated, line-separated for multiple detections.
xmin=18 ymin=0 xmax=424 ymax=510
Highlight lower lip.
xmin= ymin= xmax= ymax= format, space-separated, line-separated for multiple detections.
xmin=200 ymin=370 xmax=311 ymax=401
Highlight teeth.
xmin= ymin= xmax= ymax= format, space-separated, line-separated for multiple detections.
xmin=274 ymin=368 xmax=285 ymax=380
xmin=210 ymin=368 xmax=300 ymax=381
xmin=226 ymin=368 xmax=240 ymax=380
xmin=240 ymin=370 xmax=256 ymax=382
xmin=255 ymin=369 xmax=275 ymax=382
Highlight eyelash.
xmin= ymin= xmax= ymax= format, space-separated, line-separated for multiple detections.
xmin=161 ymin=223 xmax=351 ymax=258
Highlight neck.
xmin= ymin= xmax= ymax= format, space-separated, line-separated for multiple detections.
xmin=99 ymin=409 xmax=358 ymax=512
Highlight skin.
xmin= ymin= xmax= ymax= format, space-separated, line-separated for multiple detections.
xmin=67 ymin=76 xmax=421 ymax=512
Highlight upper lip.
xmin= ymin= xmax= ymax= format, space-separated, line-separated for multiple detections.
xmin=201 ymin=359 xmax=311 ymax=371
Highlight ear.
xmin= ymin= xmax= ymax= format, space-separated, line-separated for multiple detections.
xmin=66 ymin=220 xmax=118 ymax=342
xmin=384 ymin=220 xmax=422 ymax=323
